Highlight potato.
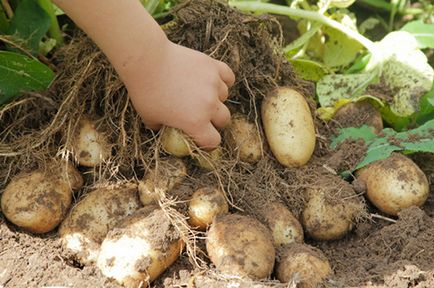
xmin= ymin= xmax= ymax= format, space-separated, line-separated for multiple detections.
xmin=59 ymin=161 xmax=84 ymax=190
xmin=72 ymin=117 xmax=111 ymax=167
xmin=302 ymin=185 xmax=362 ymax=241
xmin=261 ymin=87 xmax=316 ymax=167
xmin=260 ymin=202 xmax=303 ymax=246
xmin=161 ymin=127 xmax=190 ymax=157
xmin=225 ymin=114 xmax=262 ymax=163
xmin=276 ymin=243 xmax=332 ymax=287
xmin=97 ymin=206 xmax=184 ymax=288
xmin=193 ymin=146 xmax=222 ymax=171
xmin=59 ymin=182 xmax=141 ymax=265
xmin=206 ymin=214 xmax=275 ymax=279
xmin=188 ymin=187 xmax=229 ymax=230
xmin=138 ymin=158 xmax=187 ymax=205
xmin=1 ymin=169 xmax=73 ymax=233
xmin=333 ymin=100 xmax=383 ymax=134
xmin=357 ymin=153 xmax=429 ymax=216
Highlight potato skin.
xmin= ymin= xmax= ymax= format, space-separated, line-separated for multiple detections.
xmin=188 ymin=187 xmax=229 ymax=230
xmin=261 ymin=87 xmax=315 ymax=167
xmin=193 ymin=146 xmax=222 ymax=171
xmin=96 ymin=206 xmax=184 ymax=288
xmin=59 ymin=182 xmax=141 ymax=265
xmin=206 ymin=214 xmax=275 ymax=279
xmin=357 ymin=153 xmax=429 ymax=216
xmin=226 ymin=114 xmax=262 ymax=164
xmin=1 ymin=171 xmax=72 ymax=234
xmin=161 ymin=127 xmax=190 ymax=157
xmin=276 ymin=243 xmax=332 ymax=287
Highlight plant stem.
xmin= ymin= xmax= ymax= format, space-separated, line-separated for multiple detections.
xmin=356 ymin=0 xmax=424 ymax=15
xmin=1 ymin=0 xmax=13 ymax=19
xmin=229 ymin=1 xmax=376 ymax=53
xmin=37 ymin=0 xmax=64 ymax=46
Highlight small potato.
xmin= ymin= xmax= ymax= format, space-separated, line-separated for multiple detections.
xmin=357 ymin=153 xmax=429 ymax=216
xmin=58 ymin=161 xmax=84 ymax=190
xmin=161 ymin=127 xmax=190 ymax=157
xmin=225 ymin=114 xmax=262 ymax=163
xmin=260 ymin=202 xmax=303 ymax=246
xmin=261 ymin=87 xmax=316 ymax=167
xmin=97 ymin=206 xmax=184 ymax=288
xmin=1 ymin=170 xmax=73 ymax=233
xmin=59 ymin=182 xmax=141 ymax=265
xmin=333 ymin=100 xmax=383 ymax=134
xmin=206 ymin=214 xmax=275 ymax=280
xmin=276 ymin=243 xmax=332 ymax=287
xmin=188 ymin=187 xmax=229 ymax=230
xmin=72 ymin=117 xmax=111 ymax=167
xmin=138 ymin=158 xmax=187 ymax=205
xmin=193 ymin=146 xmax=222 ymax=171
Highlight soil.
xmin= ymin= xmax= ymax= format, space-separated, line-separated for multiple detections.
xmin=1 ymin=0 xmax=433 ymax=288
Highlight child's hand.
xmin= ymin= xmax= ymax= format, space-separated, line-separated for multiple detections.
xmin=126 ymin=41 xmax=235 ymax=149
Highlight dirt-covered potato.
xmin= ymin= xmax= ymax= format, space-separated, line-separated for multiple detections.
xmin=1 ymin=169 xmax=74 ymax=233
xmin=193 ymin=146 xmax=222 ymax=171
xmin=225 ymin=114 xmax=262 ymax=163
xmin=59 ymin=182 xmax=141 ymax=265
xmin=302 ymin=180 xmax=364 ymax=241
xmin=72 ymin=117 xmax=111 ymax=167
xmin=96 ymin=206 xmax=184 ymax=288
xmin=206 ymin=214 xmax=275 ymax=279
xmin=333 ymin=100 xmax=383 ymax=134
xmin=161 ymin=127 xmax=191 ymax=157
xmin=357 ymin=153 xmax=429 ymax=216
xmin=61 ymin=161 xmax=84 ymax=190
xmin=188 ymin=187 xmax=229 ymax=230
xmin=276 ymin=243 xmax=332 ymax=287
xmin=261 ymin=87 xmax=316 ymax=167
xmin=138 ymin=158 xmax=187 ymax=205
xmin=260 ymin=202 xmax=303 ymax=246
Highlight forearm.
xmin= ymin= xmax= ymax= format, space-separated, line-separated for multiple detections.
xmin=53 ymin=0 xmax=168 ymax=85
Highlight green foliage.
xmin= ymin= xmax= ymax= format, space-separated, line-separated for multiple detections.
xmin=289 ymin=58 xmax=328 ymax=81
xmin=401 ymin=20 xmax=434 ymax=49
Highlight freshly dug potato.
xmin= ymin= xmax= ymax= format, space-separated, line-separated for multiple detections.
xmin=188 ymin=187 xmax=229 ymax=230
xmin=193 ymin=146 xmax=222 ymax=171
xmin=260 ymin=202 xmax=303 ymax=246
xmin=161 ymin=127 xmax=190 ymax=157
xmin=261 ymin=87 xmax=316 ymax=167
xmin=59 ymin=182 xmax=141 ymax=265
xmin=302 ymin=180 xmax=363 ymax=241
xmin=97 ymin=206 xmax=184 ymax=288
xmin=276 ymin=243 xmax=332 ymax=287
xmin=1 ymin=169 xmax=74 ymax=233
xmin=58 ymin=161 xmax=84 ymax=190
xmin=357 ymin=153 xmax=429 ymax=216
xmin=333 ymin=100 xmax=383 ymax=134
xmin=225 ymin=114 xmax=262 ymax=163
xmin=206 ymin=214 xmax=275 ymax=279
xmin=72 ymin=117 xmax=111 ymax=167
xmin=138 ymin=158 xmax=187 ymax=205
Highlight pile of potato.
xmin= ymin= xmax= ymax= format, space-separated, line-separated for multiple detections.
xmin=0 ymin=87 xmax=430 ymax=287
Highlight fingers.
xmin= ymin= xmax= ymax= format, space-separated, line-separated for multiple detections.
xmin=216 ymin=61 xmax=235 ymax=88
xmin=185 ymin=122 xmax=221 ymax=150
xmin=211 ymin=102 xmax=231 ymax=129
xmin=143 ymin=120 xmax=162 ymax=131
xmin=218 ymin=82 xmax=229 ymax=102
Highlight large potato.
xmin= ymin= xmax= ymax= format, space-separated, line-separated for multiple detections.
xmin=161 ymin=127 xmax=191 ymax=157
xmin=260 ymin=202 xmax=303 ymax=246
xmin=188 ymin=187 xmax=229 ymax=230
xmin=1 ymin=167 xmax=76 ymax=233
xmin=225 ymin=114 xmax=262 ymax=164
xmin=59 ymin=182 xmax=141 ymax=265
xmin=97 ymin=206 xmax=184 ymax=288
xmin=206 ymin=214 xmax=275 ymax=280
xmin=276 ymin=243 xmax=332 ymax=287
xmin=261 ymin=87 xmax=315 ymax=167
xmin=72 ymin=117 xmax=111 ymax=167
xmin=138 ymin=157 xmax=187 ymax=205
xmin=357 ymin=153 xmax=429 ymax=216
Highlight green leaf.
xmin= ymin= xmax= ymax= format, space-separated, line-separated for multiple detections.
xmin=331 ymin=125 xmax=377 ymax=149
xmin=330 ymin=0 xmax=356 ymax=8
xmin=8 ymin=0 xmax=51 ymax=54
xmin=289 ymin=58 xmax=329 ymax=81
xmin=0 ymin=51 xmax=54 ymax=105
xmin=284 ymin=22 xmax=322 ymax=55
xmin=345 ymin=53 xmax=371 ymax=74
xmin=0 ymin=7 xmax=9 ymax=33
xmin=401 ymin=20 xmax=434 ymax=49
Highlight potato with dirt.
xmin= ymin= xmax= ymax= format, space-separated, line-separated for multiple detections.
xmin=192 ymin=146 xmax=223 ymax=171
xmin=206 ymin=214 xmax=275 ymax=279
xmin=0 ymin=163 xmax=82 ymax=234
xmin=357 ymin=153 xmax=429 ymax=216
xmin=161 ymin=127 xmax=191 ymax=157
xmin=262 ymin=87 xmax=316 ymax=167
xmin=96 ymin=206 xmax=184 ymax=288
xmin=72 ymin=117 xmax=112 ymax=167
xmin=138 ymin=157 xmax=187 ymax=205
xmin=59 ymin=182 xmax=141 ymax=265
xmin=225 ymin=113 xmax=262 ymax=163
xmin=332 ymin=100 xmax=383 ymax=133
xmin=188 ymin=187 xmax=229 ymax=230
xmin=276 ymin=243 xmax=332 ymax=287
